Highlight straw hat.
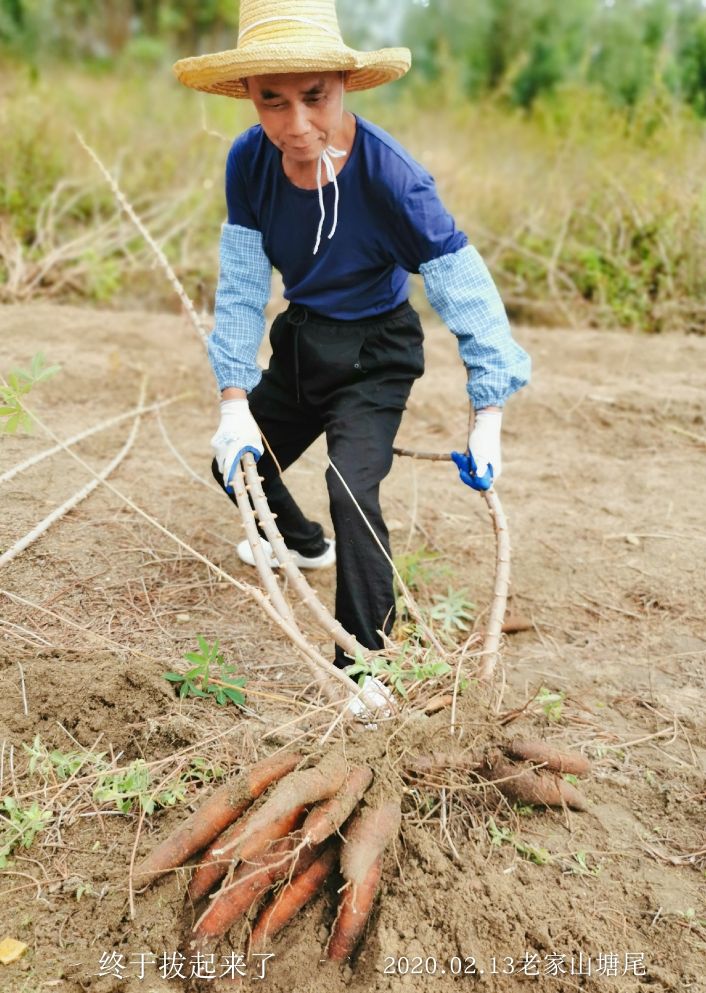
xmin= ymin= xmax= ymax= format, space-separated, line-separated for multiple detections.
xmin=173 ymin=0 xmax=411 ymax=99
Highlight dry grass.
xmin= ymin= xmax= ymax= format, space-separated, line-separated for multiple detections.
xmin=2 ymin=68 xmax=705 ymax=331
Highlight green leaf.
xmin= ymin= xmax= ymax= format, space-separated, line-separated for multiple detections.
xmin=4 ymin=411 xmax=21 ymax=434
xmin=223 ymin=688 xmax=246 ymax=705
xmin=162 ymin=672 xmax=185 ymax=682
xmin=345 ymin=659 xmax=368 ymax=680
xmin=35 ymin=364 xmax=61 ymax=382
xmin=185 ymin=663 xmax=205 ymax=677
xmin=183 ymin=653 xmax=205 ymax=666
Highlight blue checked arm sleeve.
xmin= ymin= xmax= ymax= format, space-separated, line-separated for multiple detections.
xmin=420 ymin=245 xmax=531 ymax=409
xmin=207 ymin=223 xmax=272 ymax=393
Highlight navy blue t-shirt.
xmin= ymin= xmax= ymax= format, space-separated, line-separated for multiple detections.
xmin=225 ymin=115 xmax=467 ymax=320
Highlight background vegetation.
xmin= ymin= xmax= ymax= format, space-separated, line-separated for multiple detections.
xmin=1 ymin=0 xmax=705 ymax=332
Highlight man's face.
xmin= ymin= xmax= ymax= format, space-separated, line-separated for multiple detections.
xmin=245 ymin=71 xmax=346 ymax=164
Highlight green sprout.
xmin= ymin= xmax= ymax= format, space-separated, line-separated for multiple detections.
xmin=163 ymin=635 xmax=247 ymax=708
xmin=345 ymin=648 xmax=451 ymax=700
xmin=429 ymin=588 xmax=476 ymax=633
xmin=1 ymin=352 xmax=61 ymax=434
xmin=536 ymin=686 xmax=565 ymax=722
xmin=486 ymin=817 xmax=552 ymax=865
xmin=0 ymin=798 xmax=53 ymax=868
xmin=567 ymin=850 xmax=601 ymax=876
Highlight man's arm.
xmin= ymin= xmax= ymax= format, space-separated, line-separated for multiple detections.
xmin=420 ymin=244 xmax=530 ymax=489
xmin=207 ymin=222 xmax=272 ymax=395
xmin=208 ymin=222 xmax=272 ymax=488
xmin=419 ymin=244 xmax=530 ymax=411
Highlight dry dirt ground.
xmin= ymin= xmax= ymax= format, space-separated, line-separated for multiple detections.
xmin=0 ymin=301 xmax=705 ymax=993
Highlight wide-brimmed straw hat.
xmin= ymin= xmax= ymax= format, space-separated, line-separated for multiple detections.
xmin=173 ymin=0 xmax=411 ymax=99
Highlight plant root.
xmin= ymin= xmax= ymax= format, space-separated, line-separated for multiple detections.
xmin=403 ymin=741 xmax=590 ymax=811
xmin=135 ymin=734 xmax=595 ymax=969
xmin=250 ymin=842 xmax=338 ymax=949
xmin=302 ymin=766 xmax=374 ymax=846
xmin=193 ymin=832 xmax=304 ymax=942
xmin=479 ymin=751 xmax=588 ymax=811
xmin=137 ymin=749 xmax=408 ymax=963
xmin=327 ymin=800 xmax=402 ymax=961
xmin=328 ymin=857 xmax=384 ymax=962
xmin=134 ymin=751 xmax=303 ymax=889
xmin=505 ymin=739 xmax=591 ymax=776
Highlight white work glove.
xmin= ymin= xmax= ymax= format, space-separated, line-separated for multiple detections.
xmin=470 ymin=409 xmax=502 ymax=481
xmin=451 ymin=409 xmax=502 ymax=491
xmin=210 ymin=399 xmax=263 ymax=491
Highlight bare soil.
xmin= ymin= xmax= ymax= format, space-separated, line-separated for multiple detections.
xmin=0 ymin=302 xmax=705 ymax=993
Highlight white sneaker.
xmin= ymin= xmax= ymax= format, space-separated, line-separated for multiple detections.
xmin=346 ymin=676 xmax=394 ymax=721
xmin=236 ymin=536 xmax=336 ymax=570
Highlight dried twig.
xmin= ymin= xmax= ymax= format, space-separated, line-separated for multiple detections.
xmin=0 ymin=379 xmax=147 ymax=569
xmin=77 ymin=132 xmax=210 ymax=351
xmin=16 ymin=662 xmax=29 ymax=716
xmin=0 ymin=394 xmax=187 ymax=486
xmin=154 ymin=404 xmax=219 ymax=490
xmin=666 ymin=423 xmax=706 ymax=448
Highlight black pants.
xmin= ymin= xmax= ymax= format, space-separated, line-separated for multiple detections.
xmin=212 ymin=300 xmax=425 ymax=668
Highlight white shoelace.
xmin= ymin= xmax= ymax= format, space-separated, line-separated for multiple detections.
xmin=313 ymin=145 xmax=347 ymax=255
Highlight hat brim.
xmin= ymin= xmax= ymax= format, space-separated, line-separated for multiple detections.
xmin=173 ymin=44 xmax=411 ymax=98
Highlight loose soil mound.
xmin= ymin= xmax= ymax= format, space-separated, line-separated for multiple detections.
xmin=1 ymin=303 xmax=704 ymax=993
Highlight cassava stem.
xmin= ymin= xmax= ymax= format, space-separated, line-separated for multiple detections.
xmin=391 ymin=446 xmax=510 ymax=680
xmin=232 ymin=463 xmax=295 ymax=625
xmin=478 ymin=488 xmax=510 ymax=681
xmin=241 ymin=456 xmax=368 ymax=661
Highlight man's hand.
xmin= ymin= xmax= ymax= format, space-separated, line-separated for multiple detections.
xmin=211 ymin=398 xmax=263 ymax=491
xmin=452 ymin=409 xmax=502 ymax=492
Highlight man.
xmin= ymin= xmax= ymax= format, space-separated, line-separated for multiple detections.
xmin=174 ymin=0 xmax=531 ymax=704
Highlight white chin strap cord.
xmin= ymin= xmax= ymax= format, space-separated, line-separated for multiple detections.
xmin=313 ymin=145 xmax=347 ymax=255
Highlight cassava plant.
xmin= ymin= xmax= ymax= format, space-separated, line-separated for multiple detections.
xmin=0 ymin=352 xmax=60 ymax=434
xmin=136 ymin=740 xmax=592 ymax=961
xmin=77 ymin=137 xmax=523 ymax=972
